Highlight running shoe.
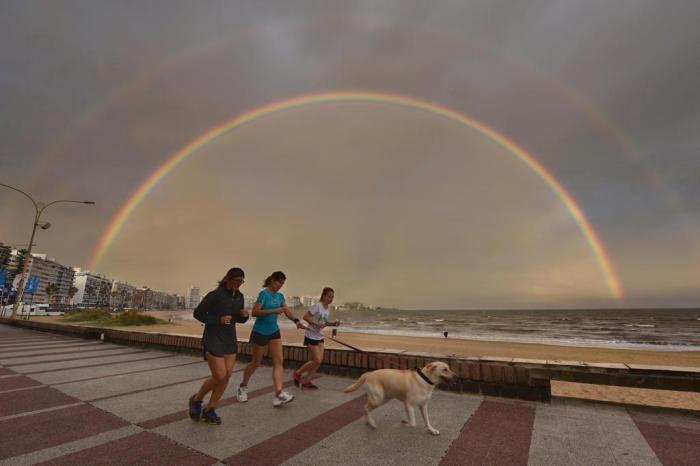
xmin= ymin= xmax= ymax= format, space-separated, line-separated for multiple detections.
xmin=293 ymin=372 xmax=302 ymax=387
xmin=273 ymin=390 xmax=295 ymax=406
xmin=201 ymin=407 xmax=222 ymax=425
xmin=237 ymin=385 xmax=248 ymax=402
xmin=301 ymin=381 xmax=319 ymax=390
xmin=188 ymin=395 xmax=202 ymax=421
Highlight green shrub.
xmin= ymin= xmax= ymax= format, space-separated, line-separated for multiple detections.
xmin=62 ymin=309 xmax=111 ymax=322
xmin=61 ymin=309 xmax=167 ymax=326
xmin=112 ymin=310 xmax=164 ymax=326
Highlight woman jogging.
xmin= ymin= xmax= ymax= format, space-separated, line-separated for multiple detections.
xmin=293 ymin=287 xmax=338 ymax=389
xmin=237 ymin=271 xmax=304 ymax=406
xmin=188 ymin=267 xmax=248 ymax=424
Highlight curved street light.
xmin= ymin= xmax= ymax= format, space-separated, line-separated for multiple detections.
xmin=0 ymin=183 xmax=95 ymax=319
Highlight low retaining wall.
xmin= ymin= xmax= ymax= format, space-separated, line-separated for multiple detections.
xmin=3 ymin=318 xmax=699 ymax=403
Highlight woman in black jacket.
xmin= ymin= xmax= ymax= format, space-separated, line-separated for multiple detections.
xmin=188 ymin=267 xmax=249 ymax=424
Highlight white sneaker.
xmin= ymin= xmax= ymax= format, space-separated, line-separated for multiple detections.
xmin=273 ymin=390 xmax=294 ymax=407
xmin=237 ymin=385 xmax=248 ymax=403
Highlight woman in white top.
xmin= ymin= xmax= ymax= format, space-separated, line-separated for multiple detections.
xmin=293 ymin=287 xmax=338 ymax=390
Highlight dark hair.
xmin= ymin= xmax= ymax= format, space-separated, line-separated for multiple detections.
xmin=218 ymin=267 xmax=245 ymax=287
xmin=321 ymin=287 xmax=334 ymax=300
xmin=263 ymin=271 xmax=286 ymax=287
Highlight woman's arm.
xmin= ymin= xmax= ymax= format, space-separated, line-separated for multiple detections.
xmin=234 ymin=306 xmax=249 ymax=323
xmin=302 ymin=310 xmax=324 ymax=327
xmin=194 ymin=292 xmax=223 ymax=326
xmin=251 ymin=301 xmax=284 ymax=317
xmin=282 ymin=305 xmax=305 ymax=329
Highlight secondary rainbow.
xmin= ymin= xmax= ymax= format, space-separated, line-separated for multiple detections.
xmin=89 ymin=90 xmax=623 ymax=298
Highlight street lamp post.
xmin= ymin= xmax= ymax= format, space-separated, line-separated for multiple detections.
xmin=0 ymin=183 xmax=94 ymax=319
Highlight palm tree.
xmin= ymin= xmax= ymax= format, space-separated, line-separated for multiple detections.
xmin=67 ymin=286 xmax=78 ymax=306
xmin=45 ymin=283 xmax=58 ymax=305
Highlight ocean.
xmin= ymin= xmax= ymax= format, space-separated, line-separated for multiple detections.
xmin=175 ymin=307 xmax=700 ymax=350
xmin=311 ymin=307 xmax=700 ymax=350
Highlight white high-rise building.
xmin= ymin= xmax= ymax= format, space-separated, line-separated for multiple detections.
xmin=72 ymin=269 xmax=112 ymax=307
xmin=301 ymin=296 xmax=320 ymax=307
xmin=186 ymin=286 xmax=201 ymax=309
xmin=7 ymin=251 xmax=75 ymax=305
xmin=111 ymin=280 xmax=137 ymax=309
xmin=287 ymin=296 xmax=302 ymax=308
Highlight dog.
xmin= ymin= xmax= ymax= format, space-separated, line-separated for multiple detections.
xmin=344 ymin=361 xmax=457 ymax=435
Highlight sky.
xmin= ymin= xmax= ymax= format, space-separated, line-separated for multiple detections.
xmin=1 ymin=0 xmax=699 ymax=309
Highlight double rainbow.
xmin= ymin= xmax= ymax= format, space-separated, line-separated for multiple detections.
xmin=89 ymin=91 xmax=623 ymax=298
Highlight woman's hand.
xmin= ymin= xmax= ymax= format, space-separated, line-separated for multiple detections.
xmin=295 ymin=320 xmax=306 ymax=330
xmin=240 ymin=309 xmax=249 ymax=319
xmin=220 ymin=315 xmax=232 ymax=325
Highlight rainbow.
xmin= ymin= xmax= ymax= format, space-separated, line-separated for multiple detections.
xmin=89 ymin=90 xmax=623 ymax=298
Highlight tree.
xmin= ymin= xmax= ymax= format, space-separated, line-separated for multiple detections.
xmin=12 ymin=249 xmax=27 ymax=282
xmin=99 ymin=282 xmax=111 ymax=307
xmin=84 ymin=282 xmax=97 ymax=306
xmin=67 ymin=286 xmax=78 ymax=305
xmin=45 ymin=283 xmax=58 ymax=305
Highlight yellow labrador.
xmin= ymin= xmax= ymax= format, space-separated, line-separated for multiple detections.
xmin=344 ymin=361 xmax=457 ymax=435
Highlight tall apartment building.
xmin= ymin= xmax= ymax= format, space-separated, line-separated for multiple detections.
xmin=186 ymin=286 xmax=201 ymax=309
xmin=72 ymin=268 xmax=112 ymax=307
xmin=111 ymin=280 xmax=137 ymax=309
xmin=0 ymin=243 xmax=12 ymax=271
xmin=301 ymin=296 xmax=319 ymax=308
xmin=287 ymin=296 xmax=302 ymax=308
xmin=244 ymin=295 xmax=256 ymax=309
xmin=150 ymin=290 xmax=179 ymax=310
xmin=6 ymin=251 xmax=75 ymax=304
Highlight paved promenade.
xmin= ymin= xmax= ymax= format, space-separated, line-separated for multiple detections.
xmin=1 ymin=324 xmax=699 ymax=465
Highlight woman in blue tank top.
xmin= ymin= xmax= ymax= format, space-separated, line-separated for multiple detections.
xmin=237 ymin=271 xmax=304 ymax=406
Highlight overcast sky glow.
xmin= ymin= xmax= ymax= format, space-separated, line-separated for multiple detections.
xmin=1 ymin=1 xmax=699 ymax=309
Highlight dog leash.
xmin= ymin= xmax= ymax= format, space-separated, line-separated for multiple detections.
xmin=329 ymin=335 xmax=408 ymax=370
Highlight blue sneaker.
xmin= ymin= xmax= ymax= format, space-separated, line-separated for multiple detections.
xmin=202 ymin=407 xmax=222 ymax=425
xmin=188 ymin=395 xmax=202 ymax=421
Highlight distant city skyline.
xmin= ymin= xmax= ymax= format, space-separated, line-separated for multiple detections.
xmin=2 ymin=1 xmax=699 ymax=309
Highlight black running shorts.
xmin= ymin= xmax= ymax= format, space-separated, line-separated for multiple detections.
xmin=303 ymin=337 xmax=324 ymax=346
xmin=249 ymin=330 xmax=281 ymax=346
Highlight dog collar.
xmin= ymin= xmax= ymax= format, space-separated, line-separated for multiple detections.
xmin=415 ymin=368 xmax=435 ymax=385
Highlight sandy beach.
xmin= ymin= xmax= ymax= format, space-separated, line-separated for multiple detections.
xmin=120 ymin=313 xmax=700 ymax=367
xmin=32 ymin=313 xmax=700 ymax=411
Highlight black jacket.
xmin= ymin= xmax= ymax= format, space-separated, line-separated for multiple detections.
xmin=196 ymin=285 xmax=249 ymax=344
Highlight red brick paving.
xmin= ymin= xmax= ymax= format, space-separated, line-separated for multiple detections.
xmin=440 ymin=400 xmax=536 ymax=466
xmin=224 ymin=394 xmax=368 ymax=465
xmin=0 ymin=386 xmax=80 ymax=417
xmin=0 ymin=374 xmax=42 ymax=391
xmin=0 ymin=404 xmax=129 ymax=459
xmin=629 ymin=408 xmax=700 ymax=466
xmin=37 ymin=431 xmax=217 ymax=466
xmin=0 ymin=367 xmax=16 ymax=376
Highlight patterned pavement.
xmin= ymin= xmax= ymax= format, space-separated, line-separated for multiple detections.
xmin=1 ymin=324 xmax=699 ymax=465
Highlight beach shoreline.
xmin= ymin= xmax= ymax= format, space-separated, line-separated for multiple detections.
xmin=29 ymin=314 xmax=700 ymax=410
xmin=33 ymin=313 xmax=700 ymax=367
